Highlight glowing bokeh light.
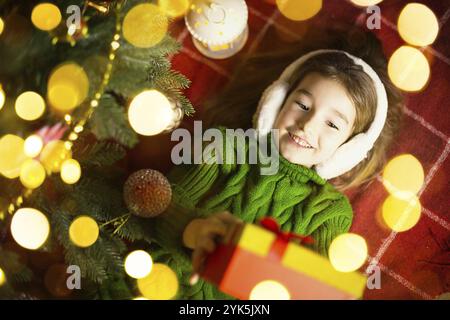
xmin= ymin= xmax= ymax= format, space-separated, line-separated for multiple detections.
xmin=60 ymin=159 xmax=81 ymax=184
xmin=276 ymin=0 xmax=322 ymax=21
xmin=15 ymin=91 xmax=46 ymax=121
xmin=40 ymin=140 xmax=72 ymax=173
xmin=11 ymin=208 xmax=50 ymax=250
xmin=382 ymin=154 xmax=424 ymax=200
xmin=31 ymin=3 xmax=62 ymax=31
xmin=124 ymin=250 xmax=153 ymax=279
xmin=398 ymin=3 xmax=439 ymax=47
xmin=69 ymin=216 xmax=99 ymax=248
xmin=128 ymin=90 xmax=176 ymax=136
xmin=382 ymin=195 xmax=421 ymax=232
xmin=137 ymin=263 xmax=178 ymax=300
xmin=0 ymin=135 xmax=27 ymax=179
xmin=123 ymin=4 xmax=168 ymax=48
xmin=20 ymin=159 xmax=46 ymax=189
xmin=329 ymin=233 xmax=368 ymax=272
xmin=24 ymin=135 xmax=44 ymax=158
xmin=388 ymin=46 xmax=430 ymax=92
xmin=249 ymin=280 xmax=291 ymax=300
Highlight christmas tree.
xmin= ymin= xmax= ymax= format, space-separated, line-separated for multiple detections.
xmin=0 ymin=0 xmax=193 ymax=299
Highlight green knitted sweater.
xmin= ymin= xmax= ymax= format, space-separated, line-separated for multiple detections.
xmin=148 ymin=127 xmax=353 ymax=300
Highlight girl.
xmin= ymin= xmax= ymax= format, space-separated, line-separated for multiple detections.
xmin=148 ymin=25 xmax=404 ymax=300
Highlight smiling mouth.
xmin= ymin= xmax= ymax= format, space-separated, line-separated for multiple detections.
xmin=288 ymin=132 xmax=314 ymax=149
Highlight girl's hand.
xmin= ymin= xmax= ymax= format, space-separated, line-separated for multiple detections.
xmin=183 ymin=211 xmax=243 ymax=285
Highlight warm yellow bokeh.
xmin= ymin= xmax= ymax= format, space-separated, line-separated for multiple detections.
xmin=276 ymin=0 xmax=322 ymax=21
xmin=0 ymin=17 xmax=4 ymax=35
xmin=398 ymin=3 xmax=439 ymax=47
xmin=382 ymin=154 xmax=424 ymax=200
xmin=350 ymin=0 xmax=383 ymax=6
xmin=20 ymin=159 xmax=46 ymax=189
xmin=328 ymin=233 xmax=368 ymax=272
xmin=249 ymin=280 xmax=291 ymax=300
xmin=0 ymin=85 xmax=5 ymax=110
xmin=47 ymin=63 xmax=89 ymax=113
xmin=24 ymin=135 xmax=44 ymax=158
xmin=69 ymin=216 xmax=99 ymax=248
xmin=0 ymin=134 xmax=27 ymax=179
xmin=40 ymin=140 xmax=72 ymax=173
xmin=0 ymin=268 xmax=5 ymax=287
xmin=124 ymin=250 xmax=153 ymax=279
xmin=382 ymin=195 xmax=421 ymax=232
xmin=388 ymin=46 xmax=430 ymax=92
xmin=137 ymin=263 xmax=178 ymax=300
xmin=158 ymin=0 xmax=190 ymax=18
xmin=128 ymin=90 xmax=175 ymax=136
xmin=15 ymin=91 xmax=46 ymax=121
xmin=123 ymin=4 xmax=168 ymax=48
xmin=60 ymin=159 xmax=81 ymax=184
xmin=11 ymin=208 xmax=50 ymax=250
xmin=31 ymin=3 xmax=62 ymax=31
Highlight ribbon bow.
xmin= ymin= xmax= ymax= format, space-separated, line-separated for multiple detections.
xmin=260 ymin=217 xmax=314 ymax=245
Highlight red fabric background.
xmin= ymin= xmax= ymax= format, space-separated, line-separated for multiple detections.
xmin=131 ymin=0 xmax=450 ymax=299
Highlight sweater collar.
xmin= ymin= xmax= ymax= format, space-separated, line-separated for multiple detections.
xmin=277 ymin=153 xmax=327 ymax=185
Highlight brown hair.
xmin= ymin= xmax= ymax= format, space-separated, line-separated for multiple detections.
xmin=201 ymin=24 xmax=404 ymax=192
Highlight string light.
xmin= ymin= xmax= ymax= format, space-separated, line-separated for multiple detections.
xmin=1 ymin=2 xmax=123 ymax=220
xmin=158 ymin=0 xmax=190 ymax=18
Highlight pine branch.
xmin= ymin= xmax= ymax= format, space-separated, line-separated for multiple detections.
xmin=90 ymin=95 xmax=139 ymax=148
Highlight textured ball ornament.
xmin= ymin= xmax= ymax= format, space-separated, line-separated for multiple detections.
xmin=124 ymin=169 xmax=172 ymax=218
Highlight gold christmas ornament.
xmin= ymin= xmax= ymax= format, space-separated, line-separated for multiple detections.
xmin=0 ymin=17 xmax=4 ymax=35
xmin=185 ymin=0 xmax=249 ymax=59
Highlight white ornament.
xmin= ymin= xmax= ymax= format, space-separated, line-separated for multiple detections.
xmin=185 ymin=0 xmax=249 ymax=59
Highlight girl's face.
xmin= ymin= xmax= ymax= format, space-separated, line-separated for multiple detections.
xmin=274 ymin=72 xmax=356 ymax=168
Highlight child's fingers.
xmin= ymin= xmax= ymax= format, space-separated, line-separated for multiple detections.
xmin=192 ymin=236 xmax=216 ymax=275
xmin=200 ymin=219 xmax=228 ymax=239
